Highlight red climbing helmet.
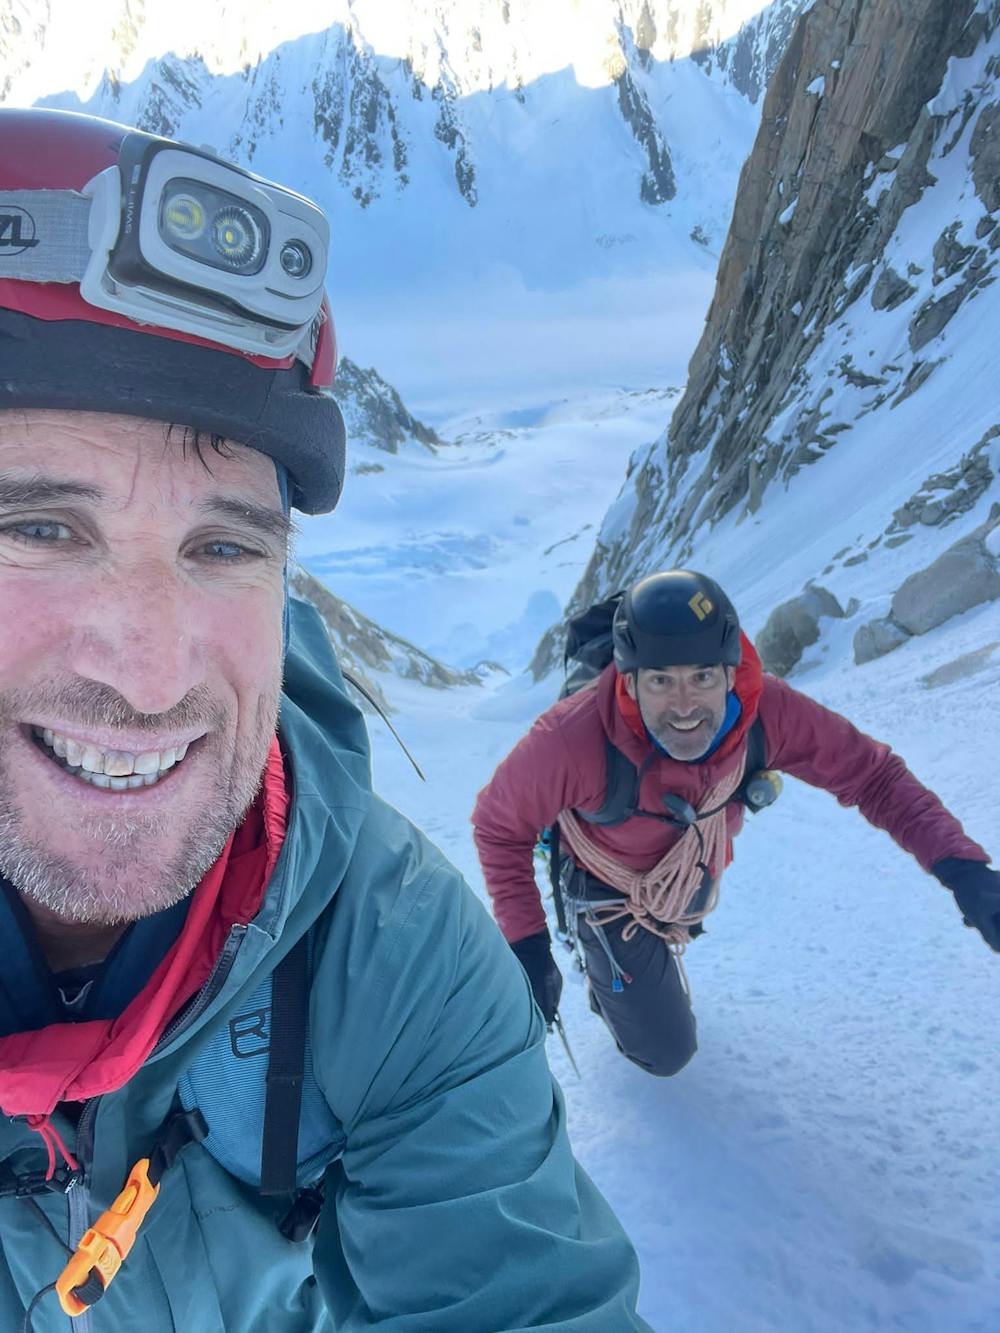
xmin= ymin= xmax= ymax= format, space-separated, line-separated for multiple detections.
xmin=0 ymin=107 xmax=345 ymax=513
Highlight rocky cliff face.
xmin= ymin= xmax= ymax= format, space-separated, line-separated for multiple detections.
xmin=536 ymin=0 xmax=1000 ymax=676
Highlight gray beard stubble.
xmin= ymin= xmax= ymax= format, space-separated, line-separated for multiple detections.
xmin=0 ymin=679 xmax=280 ymax=924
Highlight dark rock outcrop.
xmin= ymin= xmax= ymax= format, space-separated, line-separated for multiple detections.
xmin=333 ymin=358 xmax=442 ymax=455
xmin=660 ymin=0 xmax=987 ymax=555
xmin=891 ymin=507 xmax=1000 ymax=635
xmin=755 ymin=584 xmax=848 ymax=676
xmin=853 ymin=505 xmax=1000 ymax=663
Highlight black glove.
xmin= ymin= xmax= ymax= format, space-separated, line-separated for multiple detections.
xmin=933 ymin=858 xmax=1000 ymax=951
xmin=510 ymin=930 xmax=563 ymax=1024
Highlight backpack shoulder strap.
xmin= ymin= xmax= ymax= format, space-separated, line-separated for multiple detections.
xmin=259 ymin=932 xmax=310 ymax=1197
xmin=744 ymin=715 xmax=767 ymax=775
xmin=576 ymin=737 xmax=641 ymax=827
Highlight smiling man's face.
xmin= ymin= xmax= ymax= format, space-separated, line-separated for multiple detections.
xmin=0 ymin=408 xmax=289 ymax=924
xmin=625 ymin=663 xmax=734 ymax=761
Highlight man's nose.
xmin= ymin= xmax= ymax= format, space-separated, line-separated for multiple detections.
xmin=667 ymin=680 xmax=698 ymax=715
xmin=70 ymin=561 xmax=204 ymax=717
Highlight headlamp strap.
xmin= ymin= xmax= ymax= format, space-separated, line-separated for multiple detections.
xmin=0 ymin=189 xmax=91 ymax=284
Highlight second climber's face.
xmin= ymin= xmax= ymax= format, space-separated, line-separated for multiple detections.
xmin=627 ymin=664 xmax=733 ymax=761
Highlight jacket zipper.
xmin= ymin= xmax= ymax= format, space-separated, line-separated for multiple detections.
xmin=152 ymin=923 xmax=248 ymax=1054
xmin=51 ymin=924 xmax=246 ymax=1330
xmin=64 ymin=1096 xmax=99 ymax=1333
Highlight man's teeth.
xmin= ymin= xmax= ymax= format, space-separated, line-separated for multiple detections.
xmin=670 ymin=720 xmax=703 ymax=732
xmin=35 ymin=727 xmax=190 ymax=788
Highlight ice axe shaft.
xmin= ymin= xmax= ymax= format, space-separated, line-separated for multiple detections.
xmin=548 ymin=1011 xmax=581 ymax=1080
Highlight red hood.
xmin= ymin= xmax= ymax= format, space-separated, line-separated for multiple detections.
xmin=614 ymin=631 xmax=764 ymax=763
xmin=0 ymin=738 xmax=289 ymax=1118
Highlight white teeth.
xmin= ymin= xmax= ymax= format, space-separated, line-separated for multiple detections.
xmin=35 ymin=726 xmax=196 ymax=786
xmin=80 ymin=744 xmax=106 ymax=775
xmin=103 ymin=751 xmax=136 ymax=778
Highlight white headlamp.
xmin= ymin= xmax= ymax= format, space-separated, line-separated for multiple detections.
xmin=5 ymin=130 xmax=330 ymax=362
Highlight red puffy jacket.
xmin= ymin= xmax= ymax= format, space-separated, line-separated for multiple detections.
xmin=472 ymin=638 xmax=988 ymax=943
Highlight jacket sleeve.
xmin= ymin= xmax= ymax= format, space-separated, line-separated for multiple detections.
xmin=472 ymin=709 xmax=596 ymax=943
xmin=759 ymin=675 xmax=989 ymax=870
xmin=310 ymin=853 xmax=651 ymax=1332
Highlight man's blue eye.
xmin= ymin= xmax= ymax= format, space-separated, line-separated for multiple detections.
xmin=7 ymin=521 xmax=72 ymax=542
xmin=204 ymin=541 xmax=248 ymax=560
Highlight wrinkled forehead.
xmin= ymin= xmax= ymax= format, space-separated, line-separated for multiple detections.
xmin=0 ymin=407 xmax=285 ymax=510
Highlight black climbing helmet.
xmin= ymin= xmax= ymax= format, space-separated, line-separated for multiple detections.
xmin=612 ymin=570 xmax=741 ymax=672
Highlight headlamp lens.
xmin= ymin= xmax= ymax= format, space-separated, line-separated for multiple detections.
xmin=158 ymin=178 xmax=269 ymax=276
xmin=279 ymin=240 xmax=313 ymax=279
xmin=161 ymin=192 xmax=207 ymax=241
xmin=211 ymin=205 xmax=265 ymax=271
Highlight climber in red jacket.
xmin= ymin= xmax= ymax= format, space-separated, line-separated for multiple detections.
xmin=472 ymin=570 xmax=998 ymax=1076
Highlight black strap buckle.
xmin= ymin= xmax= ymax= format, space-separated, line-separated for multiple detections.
xmin=278 ymin=1186 xmax=324 ymax=1243
xmin=148 ymin=1108 xmax=208 ymax=1187
xmin=0 ymin=1160 xmax=82 ymax=1199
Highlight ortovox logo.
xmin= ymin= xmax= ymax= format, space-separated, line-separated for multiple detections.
xmin=229 ymin=1006 xmax=271 ymax=1059
xmin=0 ymin=207 xmax=40 ymax=256
xmin=689 ymin=592 xmax=714 ymax=621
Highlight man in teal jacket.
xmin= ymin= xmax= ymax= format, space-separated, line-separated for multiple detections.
xmin=0 ymin=109 xmax=649 ymax=1330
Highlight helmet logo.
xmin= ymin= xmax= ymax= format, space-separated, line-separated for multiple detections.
xmin=689 ymin=592 xmax=714 ymax=621
xmin=0 ymin=206 xmax=40 ymax=257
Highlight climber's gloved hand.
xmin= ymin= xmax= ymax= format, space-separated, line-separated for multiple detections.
xmin=933 ymin=858 xmax=1000 ymax=952
xmin=510 ymin=929 xmax=564 ymax=1024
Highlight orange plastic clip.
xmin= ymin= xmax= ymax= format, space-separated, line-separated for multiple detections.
xmin=56 ymin=1158 xmax=160 ymax=1317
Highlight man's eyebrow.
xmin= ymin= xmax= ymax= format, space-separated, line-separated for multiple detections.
xmin=0 ymin=475 xmax=105 ymax=508
xmin=198 ymin=495 xmax=293 ymax=545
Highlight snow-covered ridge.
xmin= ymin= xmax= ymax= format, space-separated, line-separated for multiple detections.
xmin=2 ymin=2 xmax=809 ymax=406
xmin=3 ymin=1 xmax=804 ymax=239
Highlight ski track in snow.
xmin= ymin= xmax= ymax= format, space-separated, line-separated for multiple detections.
xmin=320 ymin=383 xmax=999 ymax=1333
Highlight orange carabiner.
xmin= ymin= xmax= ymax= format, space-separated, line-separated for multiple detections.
xmin=56 ymin=1158 xmax=160 ymax=1317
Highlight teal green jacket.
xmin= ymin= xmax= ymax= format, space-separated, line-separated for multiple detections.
xmin=0 ymin=599 xmax=650 ymax=1331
